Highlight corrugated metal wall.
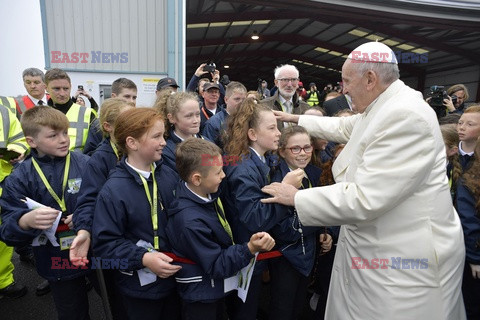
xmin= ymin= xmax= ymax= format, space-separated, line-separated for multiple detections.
xmin=43 ymin=0 xmax=169 ymax=73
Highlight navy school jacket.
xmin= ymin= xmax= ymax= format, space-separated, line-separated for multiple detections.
xmin=202 ymin=108 xmax=229 ymax=149
xmin=83 ymin=118 xmax=103 ymax=155
xmin=455 ymin=181 xmax=480 ymax=264
xmin=92 ymin=157 xmax=179 ymax=300
xmin=74 ymin=137 xmax=119 ymax=233
xmin=0 ymin=150 xmax=91 ymax=281
xmin=270 ymin=159 xmax=322 ymax=276
xmin=165 ymin=182 xmax=254 ymax=303
xmin=162 ymin=128 xmax=209 ymax=172
xmin=222 ymin=151 xmax=288 ymax=275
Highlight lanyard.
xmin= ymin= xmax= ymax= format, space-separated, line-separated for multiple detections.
xmin=137 ymin=164 xmax=163 ymax=250
xmin=32 ymin=153 xmax=71 ymax=213
xmin=201 ymin=106 xmax=211 ymax=120
xmin=214 ymin=198 xmax=234 ymax=243
xmin=301 ymin=176 xmax=312 ymax=189
xmin=110 ymin=139 xmax=119 ymax=160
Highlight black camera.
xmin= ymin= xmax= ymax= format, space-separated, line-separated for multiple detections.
xmin=428 ymin=85 xmax=448 ymax=119
xmin=78 ymin=85 xmax=84 ymax=91
xmin=203 ymin=62 xmax=216 ymax=73
xmin=451 ymin=94 xmax=458 ymax=106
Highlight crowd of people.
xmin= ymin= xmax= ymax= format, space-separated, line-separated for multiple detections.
xmin=0 ymin=40 xmax=478 ymax=320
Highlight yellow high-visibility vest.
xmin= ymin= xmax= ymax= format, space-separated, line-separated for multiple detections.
xmin=306 ymin=91 xmax=319 ymax=107
xmin=66 ymin=103 xmax=96 ymax=152
xmin=0 ymin=96 xmax=18 ymax=117
xmin=0 ymin=104 xmax=28 ymax=182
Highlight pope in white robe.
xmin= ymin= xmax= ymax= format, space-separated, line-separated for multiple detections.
xmin=262 ymin=42 xmax=466 ymax=320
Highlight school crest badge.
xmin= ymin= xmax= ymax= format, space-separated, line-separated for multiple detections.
xmin=67 ymin=178 xmax=82 ymax=194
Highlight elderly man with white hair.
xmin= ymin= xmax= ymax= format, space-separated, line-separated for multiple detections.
xmin=262 ymin=42 xmax=466 ymax=319
xmin=260 ymin=64 xmax=309 ymax=128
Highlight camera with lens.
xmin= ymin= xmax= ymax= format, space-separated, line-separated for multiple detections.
xmin=203 ymin=62 xmax=216 ymax=73
xmin=428 ymin=85 xmax=448 ymax=118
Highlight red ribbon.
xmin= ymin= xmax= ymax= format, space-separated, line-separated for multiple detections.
xmin=164 ymin=250 xmax=282 ymax=265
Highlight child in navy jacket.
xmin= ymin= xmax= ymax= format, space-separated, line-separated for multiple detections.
xmin=166 ymin=138 xmax=275 ymax=320
xmin=455 ymin=137 xmax=480 ymax=318
xmin=269 ymin=126 xmax=332 ymax=320
xmin=92 ymin=108 xmax=181 ymax=320
xmin=221 ymin=98 xmax=303 ymax=320
xmin=0 ymin=106 xmax=92 ymax=320
xmin=71 ymin=98 xmax=133 ymax=320
xmin=155 ymin=91 xmax=206 ymax=172
xmin=71 ymin=98 xmax=133 ymax=263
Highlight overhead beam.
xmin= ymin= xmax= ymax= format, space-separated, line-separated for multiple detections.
xmin=187 ymin=33 xmax=426 ymax=76
xmin=187 ymin=10 xmax=480 ymax=64
xmin=222 ymin=0 xmax=480 ymax=31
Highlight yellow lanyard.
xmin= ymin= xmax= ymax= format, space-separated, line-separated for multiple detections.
xmin=110 ymin=139 xmax=119 ymax=160
xmin=32 ymin=153 xmax=71 ymax=213
xmin=137 ymin=164 xmax=163 ymax=250
xmin=214 ymin=198 xmax=234 ymax=243
xmin=301 ymin=175 xmax=312 ymax=189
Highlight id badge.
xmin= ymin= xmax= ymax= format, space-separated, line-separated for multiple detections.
xmin=58 ymin=230 xmax=76 ymax=251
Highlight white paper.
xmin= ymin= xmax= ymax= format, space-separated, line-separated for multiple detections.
xmin=26 ymin=197 xmax=62 ymax=247
xmin=136 ymin=239 xmax=157 ymax=286
xmin=224 ymin=253 xmax=258 ymax=302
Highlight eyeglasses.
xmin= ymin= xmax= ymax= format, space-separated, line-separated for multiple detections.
xmin=277 ymin=78 xmax=299 ymax=84
xmin=288 ymin=145 xmax=313 ymax=154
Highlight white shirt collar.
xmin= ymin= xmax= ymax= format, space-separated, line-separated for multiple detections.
xmin=27 ymin=94 xmax=47 ymax=105
xmin=125 ymin=158 xmax=155 ymax=178
xmin=458 ymin=142 xmax=474 ymax=156
xmin=279 ymin=95 xmax=292 ymax=106
xmin=185 ymin=182 xmax=211 ymax=202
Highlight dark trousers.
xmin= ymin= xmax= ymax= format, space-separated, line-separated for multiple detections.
xmin=268 ymin=257 xmax=309 ymax=320
xmin=313 ymin=247 xmax=335 ymax=319
xmin=49 ymin=276 xmax=91 ymax=320
xmin=225 ymin=272 xmax=262 ymax=320
xmin=463 ymin=262 xmax=480 ymax=320
xmin=102 ymin=270 xmax=128 ymax=320
xmin=14 ymin=244 xmax=33 ymax=257
xmin=119 ymin=291 xmax=181 ymax=320
xmin=182 ymin=299 xmax=225 ymax=320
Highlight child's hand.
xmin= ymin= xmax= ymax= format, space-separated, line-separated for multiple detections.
xmin=70 ymin=230 xmax=91 ymax=267
xmin=142 ymin=251 xmax=181 ymax=278
xmin=319 ymin=233 xmax=333 ymax=253
xmin=248 ymin=232 xmax=275 ymax=254
xmin=282 ymin=168 xmax=304 ymax=188
xmin=18 ymin=207 xmax=59 ymax=230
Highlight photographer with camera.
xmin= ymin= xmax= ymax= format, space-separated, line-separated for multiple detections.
xmin=72 ymin=85 xmax=98 ymax=112
xmin=186 ymin=63 xmax=225 ymax=104
xmin=257 ymin=79 xmax=271 ymax=99
xmin=446 ymin=84 xmax=469 ymax=114
xmin=427 ymin=84 xmax=470 ymax=119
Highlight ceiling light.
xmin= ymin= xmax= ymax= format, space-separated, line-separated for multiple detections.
xmin=224 ymin=65 xmax=230 ymax=69
xmin=251 ymin=30 xmax=259 ymax=40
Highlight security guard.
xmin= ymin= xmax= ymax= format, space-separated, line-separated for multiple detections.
xmin=44 ymin=68 xmax=96 ymax=152
xmin=306 ymin=82 xmax=320 ymax=107
xmin=15 ymin=67 xmax=49 ymax=116
xmin=0 ymin=96 xmax=18 ymax=117
xmin=0 ymin=102 xmax=29 ymax=298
